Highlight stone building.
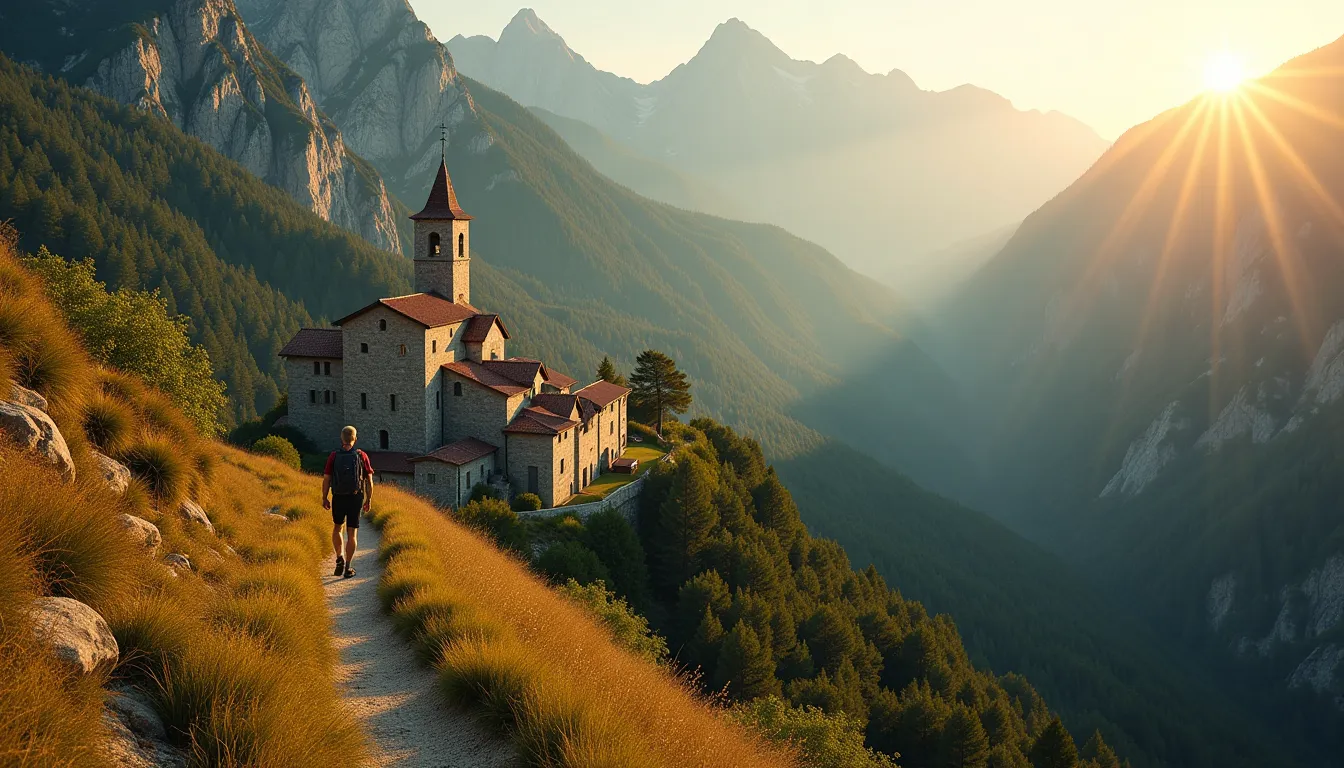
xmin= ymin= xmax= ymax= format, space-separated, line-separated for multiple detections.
xmin=279 ymin=159 xmax=630 ymax=508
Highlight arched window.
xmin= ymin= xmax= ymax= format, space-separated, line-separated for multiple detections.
xmin=379 ymin=319 xmax=387 ymax=331
xmin=379 ymin=430 xmax=389 ymax=449
xmin=458 ymin=233 xmax=465 ymax=258
xmin=428 ymin=231 xmax=441 ymax=256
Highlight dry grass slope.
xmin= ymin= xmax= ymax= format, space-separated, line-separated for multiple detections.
xmin=368 ymin=486 xmax=797 ymax=768
xmin=0 ymin=237 xmax=363 ymax=767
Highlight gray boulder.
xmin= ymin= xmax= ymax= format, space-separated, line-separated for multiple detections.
xmin=118 ymin=514 xmax=162 ymax=553
xmin=30 ymin=597 xmax=118 ymax=674
xmin=178 ymin=499 xmax=214 ymax=534
xmin=0 ymin=400 xmax=75 ymax=482
xmin=94 ymin=452 xmax=133 ymax=495
xmin=104 ymin=686 xmax=187 ymax=768
xmin=164 ymin=553 xmax=192 ymax=572
xmin=8 ymin=383 xmax=48 ymax=411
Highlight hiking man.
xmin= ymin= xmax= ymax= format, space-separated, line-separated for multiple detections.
xmin=323 ymin=425 xmax=373 ymax=578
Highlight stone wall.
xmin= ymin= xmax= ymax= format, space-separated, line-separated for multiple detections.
xmin=442 ymin=372 xmax=512 ymax=447
xmin=413 ymin=451 xmax=496 ymax=509
xmin=466 ymin=322 xmax=506 ymax=363
xmin=285 ymin=357 xmax=343 ymax=446
xmin=520 ymin=474 xmax=647 ymax=524
xmin=413 ymin=219 xmax=471 ymax=303
xmin=506 ymin=432 xmax=570 ymax=507
xmin=341 ymin=307 xmax=430 ymax=454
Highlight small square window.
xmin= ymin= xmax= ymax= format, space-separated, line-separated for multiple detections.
xmin=361 ymin=343 xmax=369 ymax=354
xmin=309 ymin=390 xmax=316 ymax=404
xmin=361 ymin=393 xmax=367 ymax=410
xmin=428 ymin=473 xmax=436 ymax=484
xmin=379 ymin=319 xmax=387 ymax=331
xmin=324 ymin=362 xmax=331 ymax=375
xmin=390 ymin=394 xmax=397 ymax=412
xmin=324 ymin=390 xmax=331 ymax=404
xmin=313 ymin=361 xmax=321 ymax=375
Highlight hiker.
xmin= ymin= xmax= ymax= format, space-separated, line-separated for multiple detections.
xmin=323 ymin=425 xmax=373 ymax=578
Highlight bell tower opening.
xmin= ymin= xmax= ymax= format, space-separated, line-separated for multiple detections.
xmin=429 ymin=231 xmax=440 ymax=256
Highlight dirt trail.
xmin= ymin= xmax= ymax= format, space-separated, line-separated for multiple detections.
xmin=322 ymin=522 xmax=519 ymax=768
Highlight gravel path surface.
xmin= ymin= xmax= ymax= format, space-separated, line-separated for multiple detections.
xmin=323 ymin=523 xmax=520 ymax=768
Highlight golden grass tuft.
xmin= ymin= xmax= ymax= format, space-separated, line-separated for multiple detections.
xmin=121 ymin=433 xmax=193 ymax=505
xmin=370 ymin=484 xmax=794 ymax=768
xmin=82 ymin=391 xmax=137 ymax=455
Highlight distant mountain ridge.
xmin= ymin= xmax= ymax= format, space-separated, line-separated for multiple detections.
xmin=447 ymin=10 xmax=1109 ymax=285
xmin=0 ymin=0 xmax=403 ymax=252
xmin=933 ymin=33 xmax=1344 ymax=753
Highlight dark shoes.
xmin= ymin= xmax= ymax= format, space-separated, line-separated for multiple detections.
xmin=343 ymin=566 xmax=355 ymax=579
xmin=334 ymin=556 xmax=345 ymax=576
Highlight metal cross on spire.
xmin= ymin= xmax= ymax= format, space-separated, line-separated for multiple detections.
xmin=438 ymin=122 xmax=447 ymax=162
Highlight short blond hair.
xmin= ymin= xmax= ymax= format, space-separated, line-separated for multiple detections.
xmin=341 ymin=425 xmax=357 ymax=443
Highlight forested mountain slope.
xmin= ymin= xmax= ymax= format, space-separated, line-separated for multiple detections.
xmin=934 ymin=34 xmax=1344 ymax=752
xmin=0 ymin=0 xmax=402 ymax=251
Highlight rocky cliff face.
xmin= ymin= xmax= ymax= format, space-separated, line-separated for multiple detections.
xmin=2 ymin=0 xmax=401 ymax=252
xmin=234 ymin=0 xmax=493 ymax=206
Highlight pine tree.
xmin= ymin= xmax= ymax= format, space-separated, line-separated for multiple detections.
xmin=942 ymin=704 xmax=990 ymax=768
xmin=1079 ymin=730 xmax=1121 ymax=768
xmin=583 ymin=507 xmax=652 ymax=609
xmin=629 ymin=349 xmax=691 ymax=434
xmin=646 ymin=454 xmax=719 ymax=593
xmin=596 ymin=355 xmax=627 ymax=386
xmin=1029 ymin=717 xmax=1078 ymax=768
xmin=715 ymin=622 xmax=780 ymax=700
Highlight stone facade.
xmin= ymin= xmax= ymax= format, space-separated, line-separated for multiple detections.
xmin=507 ymin=431 xmax=573 ymax=508
xmin=340 ymin=307 xmax=432 ymax=453
xmin=285 ymin=357 xmax=344 ymax=444
xmin=413 ymin=218 xmax=471 ymax=304
xmin=594 ymin=395 xmax=628 ymax=471
xmin=574 ymin=418 xmax=600 ymax=493
xmin=414 ymin=451 xmax=497 ymax=508
xmin=467 ymin=322 xmax=506 ymax=363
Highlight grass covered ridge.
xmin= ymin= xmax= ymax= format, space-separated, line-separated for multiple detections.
xmin=368 ymin=484 xmax=795 ymax=768
xmin=0 ymin=235 xmax=362 ymax=767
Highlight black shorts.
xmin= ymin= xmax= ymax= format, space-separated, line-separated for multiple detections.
xmin=331 ymin=494 xmax=362 ymax=529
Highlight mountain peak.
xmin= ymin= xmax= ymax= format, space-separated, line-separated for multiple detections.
xmin=501 ymin=7 xmax=561 ymax=43
xmin=696 ymin=17 xmax=786 ymax=64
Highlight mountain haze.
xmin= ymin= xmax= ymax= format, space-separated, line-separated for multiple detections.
xmin=934 ymin=33 xmax=1344 ymax=750
xmin=447 ymin=10 xmax=1109 ymax=286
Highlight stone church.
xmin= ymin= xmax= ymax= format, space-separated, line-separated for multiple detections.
xmin=279 ymin=159 xmax=630 ymax=508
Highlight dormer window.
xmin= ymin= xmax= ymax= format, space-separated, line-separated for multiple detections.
xmin=429 ymin=231 xmax=441 ymax=256
xmin=458 ymin=233 xmax=465 ymax=258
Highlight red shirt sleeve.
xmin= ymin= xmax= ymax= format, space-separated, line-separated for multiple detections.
xmin=324 ymin=451 xmax=335 ymax=475
xmin=360 ymin=450 xmax=374 ymax=476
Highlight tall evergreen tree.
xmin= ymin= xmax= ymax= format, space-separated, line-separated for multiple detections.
xmin=715 ymin=623 xmax=781 ymax=701
xmin=629 ymin=349 xmax=691 ymax=434
xmin=596 ymin=355 xmax=628 ymax=386
xmin=582 ymin=507 xmax=651 ymax=609
xmin=645 ymin=454 xmax=719 ymax=593
xmin=1029 ymin=717 xmax=1078 ymax=768
xmin=1079 ymin=730 xmax=1122 ymax=768
xmin=942 ymin=705 xmax=991 ymax=768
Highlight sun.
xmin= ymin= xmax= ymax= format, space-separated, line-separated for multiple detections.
xmin=1204 ymin=52 xmax=1245 ymax=93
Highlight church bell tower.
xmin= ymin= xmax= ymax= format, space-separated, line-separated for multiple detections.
xmin=411 ymin=136 xmax=473 ymax=305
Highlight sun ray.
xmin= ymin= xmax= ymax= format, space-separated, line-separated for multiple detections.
xmin=1238 ymin=92 xmax=1344 ymax=229
xmin=1231 ymin=98 xmax=1318 ymax=356
xmin=1242 ymin=80 xmax=1344 ymax=131
xmin=1208 ymin=97 xmax=1233 ymax=394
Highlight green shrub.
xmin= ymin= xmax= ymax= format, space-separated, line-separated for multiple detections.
xmin=455 ymin=498 xmax=529 ymax=553
xmin=471 ymin=483 xmax=500 ymax=502
xmin=731 ymin=696 xmax=896 ymax=768
xmin=535 ymin=541 xmax=610 ymax=586
xmin=252 ymin=435 xmax=300 ymax=469
xmin=122 ymin=435 xmax=193 ymax=505
xmin=82 ymin=392 xmax=136 ymax=455
xmin=557 ymin=579 xmax=668 ymax=663
xmin=511 ymin=492 xmax=543 ymax=512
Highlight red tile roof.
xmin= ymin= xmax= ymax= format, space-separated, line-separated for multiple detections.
xmin=411 ymin=437 xmax=498 ymax=466
xmin=443 ymin=361 xmax=529 ymax=396
xmin=529 ymin=394 xmax=579 ymax=420
xmin=365 ymin=451 xmax=416 ymax=475
xmin=576 ymin=380 xmax=630 ymax=408
xmin=335 ymin=293 xmax=479 ymax=328
xmin=545 ymin=369 xmax=578 ymax=390
xmin=463 ymin=313 xmax=510 ymax=342
xmin=481 ymin=358 xmax=543 ymax=387
xmin=410 ymin=160 xmax=473 ymax=221
xmin=278 ymin=328 xmax=343 ymax=358
xmin=504 ymin=406 xmax=579 ymax=436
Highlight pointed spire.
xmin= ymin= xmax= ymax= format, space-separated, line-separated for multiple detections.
xmin=410 ymin=158 xmax=473 ymax=221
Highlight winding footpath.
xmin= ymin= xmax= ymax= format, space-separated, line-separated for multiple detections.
xmin=322 ymin=523 xmax=519 ymax=768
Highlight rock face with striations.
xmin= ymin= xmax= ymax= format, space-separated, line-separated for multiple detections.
xmin=3 ymin=0 xmax=402 ymax=252
xmin=234 ymin=0 xmax=491 ymax=204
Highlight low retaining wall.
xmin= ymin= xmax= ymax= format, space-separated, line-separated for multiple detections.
xmin=519 ymin=474 xmax=647 ymax=524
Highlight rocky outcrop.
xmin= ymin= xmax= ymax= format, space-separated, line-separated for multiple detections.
xmin=95 ymin=451 xmax=133 ymax=494
xmin=0 ymin=399 xmax=75 ymax=482
xmin=82 ymin=0 xmax=401 ymax=252
xmin=236 ymin=0 xmax=490 ymax=203
xmin=30 ymin=597 xmax=119 ymax=675
xmin=118 ymin=514 xmax=162 ymax=553
xmin=178 ymin=499 xmax=214 ymax=534
xmin=1100 ymin=402 xmax=1186 ymax=497
xmin=8 ymin=383 xmax=48 ymax=411
xmin=104 ymin=687 xmax=188 ymax=768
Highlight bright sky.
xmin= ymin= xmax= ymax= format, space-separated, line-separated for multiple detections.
xmin=416 ymin=0 xmax=1344 ymax=139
